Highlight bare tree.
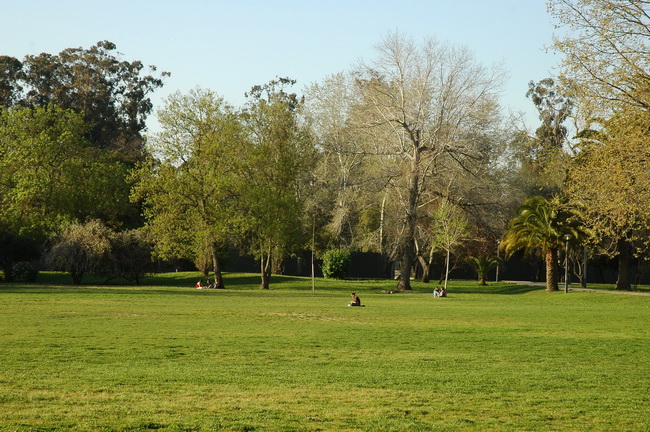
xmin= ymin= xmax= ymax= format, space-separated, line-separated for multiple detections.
xmin=353 ymin=32 xmax=505 ymax=290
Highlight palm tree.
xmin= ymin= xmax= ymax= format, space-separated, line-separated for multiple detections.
xmin=500 ymin=196 xmax=586 ymax=292
xmin=466 ymin=255 xmax=502 ymax=285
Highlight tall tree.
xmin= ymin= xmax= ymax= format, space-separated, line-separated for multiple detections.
xmin=238 ymin=78 xmax=315 ymax=289
xmin=567 ymin=108 xmax=650 ymax=289
xmin=501 ymin=196 xmax=586 ymax=292
xmin=430 ymin=200 xmax=470 ymax=290
xmin=1 ymin=41 xmax=168 ymax=162
xmin=132 ymin=88 xmax=243 ymax=288
xmin=353 ymin=32 xmax=505 ymax=290
xmin=550 ymin=0 xmax=650 ymax=289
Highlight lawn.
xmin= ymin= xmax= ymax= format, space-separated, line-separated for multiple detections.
xmin=1 ymin=272 xmax=649 ymax=431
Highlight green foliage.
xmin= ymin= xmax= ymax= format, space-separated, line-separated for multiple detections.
xmin=501 ymin=196 xmax=587 ymax=292
xmin=43 ymin=221 xmax=152 ymax=285
xmin=0 ymin=105 xmax=133 ymax=240
xmin=321 ymin=248 xmax=351 ymax=279
xmin=105 ymin=229 xmax=152 ymax=285
xmin=132 ymin=88 xmax=244 ymax=287
xmin=7 ymin=261 xmax=38 ymax=282
xmin=0 ymin=231 xmax=39 ymax=280
xmin=1 ymin=278 xmax=649 ymax=430
xmin=1 ymin=41 xmax=169 ymax=161
xmin=465 ymin=255 xmax=501 ymax=285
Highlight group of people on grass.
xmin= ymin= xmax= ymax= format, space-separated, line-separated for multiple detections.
xmin=195 ymin=279 xmax=217 ymax=289
xmin=433 ymin=286 xmax=447 ymax=297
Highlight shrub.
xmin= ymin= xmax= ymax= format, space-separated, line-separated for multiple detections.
xmin=11 ymin=261 xmax=39 ymax=282
xmin=321 ymin=249 xmax=351 ymax=279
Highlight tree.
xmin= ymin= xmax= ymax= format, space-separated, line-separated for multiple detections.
xmin=501 ymin=196 xmax=586 ymax=292
xmin=132 ymin=88 xmax=243 ymax=288
xmin=521 ymin=78 xmax=574 ymax=196
xmin=0 ymin=230 xmax=39 ymax=281
xmin=550 ymin=0 xmax=650 ymax=113
xmin=237 ymin=78 xmax=315 ymax=289
xmin=44 ymin=220 xmax=112 ymax=285
xmin=105 ymin=229 xmax=152 ymax=285
xmin=567 ymin=108 xmax=650 ymax=289
xmin=353 ymin=32 xmax=505 ymax=290
xmin=1 ymin=41 xmax=168 ymax=162
xmin=466 ymin=255 xmax=501 ymax=286
xmin=430 ymin=200 xmax=470 ymax=291
xmin=0 ymin=105 xmax=132 ymax=241
xmin=0 ymin=56 xmax=23 ymax=107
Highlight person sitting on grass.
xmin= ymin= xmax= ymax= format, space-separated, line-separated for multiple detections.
xmin=440 ymin=286 xmax=447 ymax=297
xmin=196 ymin=279 xmax=204 ymax=289
xmin=433 ymin=286 xmax=442 ymax=297
xmin=348 ymin=292 xmax=361 ymax=307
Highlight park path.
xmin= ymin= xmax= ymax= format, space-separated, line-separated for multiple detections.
xmin=504 ymin=280 xmax=650 ymax=296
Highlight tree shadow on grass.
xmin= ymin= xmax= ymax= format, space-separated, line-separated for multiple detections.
xmin=448 ymin=282 xmax=545 ymax=295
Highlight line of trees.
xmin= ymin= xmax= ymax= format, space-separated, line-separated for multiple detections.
xmin=2 ymin=3 xmax=650 ymax=290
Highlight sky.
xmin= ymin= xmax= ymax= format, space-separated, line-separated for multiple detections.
xmin=2 ymin=1 xmax=562 ymax=131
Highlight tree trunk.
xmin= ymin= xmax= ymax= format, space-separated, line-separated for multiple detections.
xmin=259 ymin=247 xmax=271 ymax=290
xmin=616 ymin=238 xmax=631 ymax=290
xmin=211 ymin=241 xmax=225 ymax=288
xmin=71 ymin=271 xmax=84 ymax=285
xmin=443 ymin=249 xmax=451 ymax=290
xmin=418 ymin=255 xmax=431 ymax=283
xmin=396 ymin=154 xmax=420 ymax=291
xmin=545 ymin=248 xmax=559 ymax=292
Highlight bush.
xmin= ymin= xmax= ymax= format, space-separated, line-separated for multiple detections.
xmin=10 ymin=261 xmax=39 ymax=282
xmin=321 ymin=249 xmax=351 ymax=279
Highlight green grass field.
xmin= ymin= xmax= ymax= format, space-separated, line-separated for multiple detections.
xmin=1 ymin=272 xmax=649 ymax=431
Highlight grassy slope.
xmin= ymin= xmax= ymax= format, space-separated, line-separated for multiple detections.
xmin=0 ymin=273 xmax=649 ymax=431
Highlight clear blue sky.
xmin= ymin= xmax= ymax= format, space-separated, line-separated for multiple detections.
xmin=2 ymin=1 xmax=561 ymax=131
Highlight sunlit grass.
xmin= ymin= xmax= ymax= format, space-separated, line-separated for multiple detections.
xmin=1 ymin=273 xmax=649 ymax=431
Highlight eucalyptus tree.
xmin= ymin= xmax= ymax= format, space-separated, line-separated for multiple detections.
xmin=0 ymin=41 xmax=168 ymax=162
xmin=132 ymin=88 xmax=244 ymax=288
xmin=353 ymin=32 xmax=505 ymax=290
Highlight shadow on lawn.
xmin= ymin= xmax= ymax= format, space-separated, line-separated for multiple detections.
xmin=446 ymin=282 xmax=544 ymax=295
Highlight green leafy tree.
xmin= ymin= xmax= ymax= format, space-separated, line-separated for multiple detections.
xmin=550 ymin=0 xmax=650 ymax=113
xmin=0 ymin=105 xmax=132 ymax=241
xmin=1 ymin=41 xmax=169 ymax=162
xmin=237 ymin=78 xmax=315 ymax=289
xmin=550 ymin=1 xmax=650 ymax=289
xmin=132 ymin=88 xmax=243 ymax=288
xmin=522 ymin=78 xmax=574 ymax=197
xmin=567 ymin=108 xmax=650 ymax=290
xmin=501 ymin=196 xmax=586 ymax=292
xmin=105 ymin=229 xmax=152 ymax=285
